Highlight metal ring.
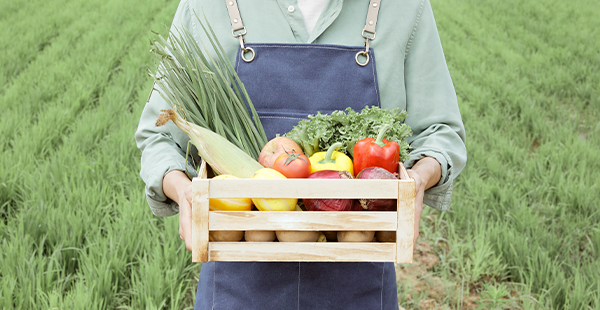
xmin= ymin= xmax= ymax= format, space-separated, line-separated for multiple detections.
xmin=355 ymin=51 xmax=369 ymax=66
xmin=241 ymin=47 xmax=255 ymax=63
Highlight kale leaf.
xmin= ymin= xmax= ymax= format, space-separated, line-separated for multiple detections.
xmin=285 ymin=106 xmax=412 ymax=161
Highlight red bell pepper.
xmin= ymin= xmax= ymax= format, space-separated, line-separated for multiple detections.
xmin=353 ymin=124 xmax=400 ymax=176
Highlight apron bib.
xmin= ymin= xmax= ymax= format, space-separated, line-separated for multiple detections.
xmin=195 ymin=1 xmax=398 ymax=309
xmin=235 ymin=43 xmax=380 ymax=139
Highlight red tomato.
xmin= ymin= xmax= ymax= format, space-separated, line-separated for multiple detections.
xmin=273 ymin=151 xmax=311 ymax=178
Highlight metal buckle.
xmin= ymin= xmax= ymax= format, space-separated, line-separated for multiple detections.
xmin=232 ymin=27 xmax=255 ymax=63
xmin=231 ymin=27 xmax=247 ymax=37
xmin=361 ymin=29 xmax=376 ymax=41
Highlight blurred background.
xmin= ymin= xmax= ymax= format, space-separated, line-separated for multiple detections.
xmin=0 ymin=0 xmax=598 ymax=308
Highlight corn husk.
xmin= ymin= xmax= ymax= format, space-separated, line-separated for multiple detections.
xmin=157 ymin=109 xmax=262 ymax=178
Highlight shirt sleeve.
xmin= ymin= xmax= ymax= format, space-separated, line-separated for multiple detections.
xmin=135 ymin=0 xmax=198 ymax=217
xmin=403 ymin=0 xmax=467 ymax=211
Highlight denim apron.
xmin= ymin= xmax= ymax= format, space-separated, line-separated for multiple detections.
xmin=194 ymin=1 xmax=398 ymax=309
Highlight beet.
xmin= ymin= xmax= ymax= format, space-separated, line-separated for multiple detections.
xmin=356 ymin=167 xmax=398 ymax=211
xmin=304 ymin=170 xmax=354 ymax=211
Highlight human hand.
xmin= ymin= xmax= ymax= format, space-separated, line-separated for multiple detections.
xmin=163 ymin=170 xmax=194 ymax=252
xmin=177 ymin=182 xmax=193 ymax=252
xmin=406 ymin=157 xmax=442 ymax=250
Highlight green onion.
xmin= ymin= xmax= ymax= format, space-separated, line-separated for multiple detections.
xmin=149 ymin=13 xmax=267 ymax=160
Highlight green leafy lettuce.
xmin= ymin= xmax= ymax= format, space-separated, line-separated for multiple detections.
xmin=285 ymin=106 xmax=412 ymax=160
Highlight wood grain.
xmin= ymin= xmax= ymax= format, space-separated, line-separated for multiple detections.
xmin=396 ymin=180 xmax=415 ymax=263
xmin=209 ymin=242 xmax=398 ymax=262
xmin=192 ymin=178 xmax=210 ymax=263
xmin=207 ymin=179 xmax=406 ymax=199
xmin=209 ymin=211 xmax=397 ymax=231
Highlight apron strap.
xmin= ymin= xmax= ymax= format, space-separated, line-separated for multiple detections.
xmin=224 ymin=0 xmax=255 ymax=62
xmin=363 ymin=0 xmax=381 ymax=40
xmin=225 ymin=0 xmax=245 ymax=32
xmin=356 ymin=0 xmax=382 ymax=66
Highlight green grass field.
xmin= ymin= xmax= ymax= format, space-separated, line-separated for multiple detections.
xmin=1 ymin=0 xmax=598 ymax=309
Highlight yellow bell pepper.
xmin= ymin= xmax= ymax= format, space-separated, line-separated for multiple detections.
xmin=308 ymin=142 xmax=354 ymax=175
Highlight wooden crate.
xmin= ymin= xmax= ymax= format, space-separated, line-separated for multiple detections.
xmin=192 ymin=161 xmax=415 ymax=263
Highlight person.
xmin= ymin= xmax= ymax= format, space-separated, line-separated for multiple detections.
xmin=135 ymin=0 xmax=466 ymax=309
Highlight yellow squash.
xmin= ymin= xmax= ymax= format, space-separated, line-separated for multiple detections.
xmin=251 ymin=168 xmax=297 ymax=211
xmin=209 ymin=175 xmax=253 ymax=211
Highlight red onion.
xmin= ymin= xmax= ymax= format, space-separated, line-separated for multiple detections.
xmin=304 ymin=170 xmax=354 ymax=211
xmin=356 ymin=167 xmax=398 ymax=211
xmin=351 ymin=200 xmax=363 ymax=211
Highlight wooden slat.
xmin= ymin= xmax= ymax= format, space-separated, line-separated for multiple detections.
xmin=199 ymin=160 xmax=207 ymax=179
xmin=396 ymin=180 xmax=415 ymax=264
xmin=209 ymin=242 xmax=398 ymax=262
xmin=399 ymin=163 xmax=410 ymax=181
xmin=209 ymin=211 xmax=397 ymax=231
xmin=192 ymin=179 xmax=210 ymax=263
xmin=208 ymin=179 xmax=405 ymax=199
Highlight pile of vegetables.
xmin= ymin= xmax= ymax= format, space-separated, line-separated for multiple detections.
xmin=257 ymin=122 xmax=408 ymax=212
xmin=151 ymin=17 xmax=411 ymax=243
xmin=158 ymin=108 xmax=411 ymax=242
xmin=251 ymin=115 xmax=409 ymax=242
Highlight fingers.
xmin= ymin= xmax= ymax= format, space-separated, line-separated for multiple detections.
xmin=413 ymin=199 xmax=423 ymax=250
xmin=178 ymin=197 xmax=193 ymax=252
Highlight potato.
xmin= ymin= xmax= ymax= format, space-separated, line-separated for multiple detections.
xmin=245 ymin=230 xmax=276 ymax=242
xmin=322 ymin=231 xmax=338 ymax=241
xmin=276 ymin=231 xmax=320 ymax=242
xmin=375 ymin=231 xmax=396 ymax=242
xmin=209 ymin=231 xmax=244 ymax=242
xmin=337 ymin=231 xmax=375 ymax=242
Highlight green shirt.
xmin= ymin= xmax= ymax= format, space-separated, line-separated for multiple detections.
xmin=135 ymin=0 xmax=467 ymax=216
